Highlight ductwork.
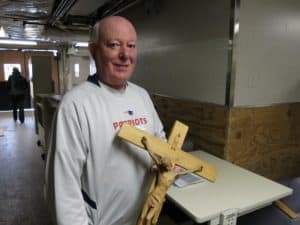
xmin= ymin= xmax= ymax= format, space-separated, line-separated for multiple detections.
xmin=0 ymin=0 xmax=53 ymax=40
xmin=0 ymin=0 xmax=143 ymax=45
xmin=48 ymin=0 xmax=78 ymax=26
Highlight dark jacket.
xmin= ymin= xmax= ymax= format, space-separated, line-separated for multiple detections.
xmin=7 ymin=72 xmax=29 ymax=96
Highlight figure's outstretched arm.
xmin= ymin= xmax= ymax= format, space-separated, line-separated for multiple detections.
xmin=176 ymin=165 xmax=204 ymax=176
xmin=141 ymin=136 xmax=161 ymax=165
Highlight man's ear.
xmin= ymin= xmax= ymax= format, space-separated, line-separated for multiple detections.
xmin=89 ymin=42 xmax=96 ymax=59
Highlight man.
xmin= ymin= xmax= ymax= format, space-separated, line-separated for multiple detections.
xmin=7 ymin=67 xmax=28 ymax=123
xmin=45 ymin=16 xmax=165 ymax=225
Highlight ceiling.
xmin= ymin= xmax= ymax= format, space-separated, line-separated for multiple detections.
xmin=0 ymin=0 xmax=141 ymax=48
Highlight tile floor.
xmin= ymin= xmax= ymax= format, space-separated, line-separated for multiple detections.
xmin=0 ymin=111 xmax=52 ymax=225
xmin=0 ymin=110 xmax=195 ymax=225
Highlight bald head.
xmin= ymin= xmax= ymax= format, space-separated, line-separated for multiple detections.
xmin=90 ymin=16 xmax=137 ymax=44
xmin=89 ymin=16 xmax=138 ymax=90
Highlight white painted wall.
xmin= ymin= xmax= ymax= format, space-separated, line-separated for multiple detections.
xmin=65 ymin=47 xmax=91 ymax=87
xmin=123 ymin=0 xmax=231 ymax=105
xmin=234 ymin=0 xmax=300 ymax=106
xmin=56 ymin=1 xmax=300 ymax=106
xmin=69 ymin=55 xmax=90 ymax=85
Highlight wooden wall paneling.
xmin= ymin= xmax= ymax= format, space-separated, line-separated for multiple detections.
xmin=152 ymin=94 xmax=300 ymax=180
xmin=0 ymin=51 xmax=25 ymax=81
xmin=226 ymin=103 xmax=300 ymax=180
xmin=25 ymin=52 xmax=59 ymax=94
xmin=289 ymin=103 xmax=300 ymax=144
xmin=0 ymin=51 xmax=32 ymax=109
xmin=0 ymin=51 xmax=59 ymax=93
xmin=151 ymin=94 xmax=229 ymax=158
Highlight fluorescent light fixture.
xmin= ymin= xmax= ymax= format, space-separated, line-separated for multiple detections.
xmin=0 ymin=48 xmax=18 ymax=51
xmin=0 ymin=39 xmax=37 ymax=46
xmin=75 ymin=42 xmax=89 ymax=47
xmin=0 ymin=26 xmax=8 ymax=38
xmin=234 ymin=22 xmax=240 ymax=34
xmin=21 ymin=48 xmax=58 ymax=56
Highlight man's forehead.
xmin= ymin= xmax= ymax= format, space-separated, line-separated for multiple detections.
xmin=98 ymin=16 xmax=133 ymax=28
xmin=97 ymin=16 xmax=137 ymax=41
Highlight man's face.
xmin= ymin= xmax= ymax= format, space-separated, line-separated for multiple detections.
xmin=91 ymin=18 xmax=137 ymax=90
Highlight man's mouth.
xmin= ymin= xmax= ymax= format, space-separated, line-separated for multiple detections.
xmin=114 ymin=63 xmax=129 ymax=68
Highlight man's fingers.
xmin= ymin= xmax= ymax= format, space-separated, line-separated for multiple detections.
xmin=151 ymin=164 xmax=158 ymax=172
xmin=141 ymin=136 xmax=148 ymax=148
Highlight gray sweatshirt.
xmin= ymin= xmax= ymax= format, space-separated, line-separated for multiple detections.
xmin=45 ymin=80 xmax=165 ymax=225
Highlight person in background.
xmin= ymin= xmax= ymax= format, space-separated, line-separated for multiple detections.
xmin=45 ymin=16 xmax=165 ymax=225
xmin=7 ymin=67 xmax=29 ymax=124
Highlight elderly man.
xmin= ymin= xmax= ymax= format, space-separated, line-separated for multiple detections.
xmin=45 ymin=16 xmax=165 ymax=225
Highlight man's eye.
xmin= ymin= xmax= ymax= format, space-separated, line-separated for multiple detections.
xmin=128 ymin=43 xmax=136 ymax=49
xmin=108 ymin=43 xmax=120 ymax=48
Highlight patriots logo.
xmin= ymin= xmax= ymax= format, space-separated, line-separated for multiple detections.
xmin=124 ymin=110 xmax=134 ymax=116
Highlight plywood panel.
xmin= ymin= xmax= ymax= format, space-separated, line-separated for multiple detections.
xmin=151 ymin=94 xmax=228 ymax=158
xmin=152 ymin=95 xmax=300 ymax=180
xmin=0 ymin=51 xmax=59 ymax=94
xmin=226 ymin=103 xmax=300 ymax=180
xmin=0 ymin=51 xmax=24 ymax=80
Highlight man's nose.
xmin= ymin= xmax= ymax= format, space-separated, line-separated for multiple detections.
xmin=119 ymin=49 xmax=129 ymax=60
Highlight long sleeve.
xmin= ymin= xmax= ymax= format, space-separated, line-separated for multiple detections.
xmin=45 ymin=100 xmax=89 ymax=225
xmin=143 ymin=91 xmax=166 ymax=140
xmin=45 ymin=81 xmax=167 ymax=225
xmin=7 ymin=76 xmax=12 ymax=92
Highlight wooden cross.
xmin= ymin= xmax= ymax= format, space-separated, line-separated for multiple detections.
xmin=118 ymin=120 xmax=218 ymax=225
xmin=118 ymin=120 xmax=218 ymax=183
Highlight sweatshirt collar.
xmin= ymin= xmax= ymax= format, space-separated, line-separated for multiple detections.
xmin=87 ymin=74 xmax=128 ymax=91
xmin=87 ymin=74 xmax=100 ymax=87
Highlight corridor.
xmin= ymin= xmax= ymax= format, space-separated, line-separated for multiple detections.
xmin=0 ymin=110 xmax=192 ymax=225
xmin=0 ymin=111 xmax=53 ymax=225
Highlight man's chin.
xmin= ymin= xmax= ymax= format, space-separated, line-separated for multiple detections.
xmin=107 ymin=78 xmax=129 ymax=90
xmin=113 ymin=73 xmax=132 ymax=82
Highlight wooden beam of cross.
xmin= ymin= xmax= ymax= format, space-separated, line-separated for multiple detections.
xmin=118 ymin=120 xmax=218 ymax=182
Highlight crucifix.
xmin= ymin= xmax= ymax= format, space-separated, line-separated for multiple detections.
xmin=118 ymin=120 xmax=218 ymax=225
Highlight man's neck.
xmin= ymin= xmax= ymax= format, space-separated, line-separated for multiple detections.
xmin=97 ymin=76 xmax=127 ymax=91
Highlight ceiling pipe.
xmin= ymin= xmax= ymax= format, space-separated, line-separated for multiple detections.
xmin=110 ymin=0 xmax=142 ymax=16
xmin=48 ymin=0 xmax=78 ymax=26
xmin=92 ymin=0 xmax=142 ymax=23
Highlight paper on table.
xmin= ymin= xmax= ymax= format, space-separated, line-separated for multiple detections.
xmin=173 ymin=166 xmax=205 ymax=188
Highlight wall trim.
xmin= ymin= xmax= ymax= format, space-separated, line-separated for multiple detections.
xmin=226 ymin=0 xmax=240 ymax=107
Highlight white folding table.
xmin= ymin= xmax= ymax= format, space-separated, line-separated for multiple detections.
xmin=167 ymin=150 xmax=292 ymax=224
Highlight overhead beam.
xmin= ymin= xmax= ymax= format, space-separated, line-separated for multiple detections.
xmin=48 ymin=0 xmax=78 ymax=26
